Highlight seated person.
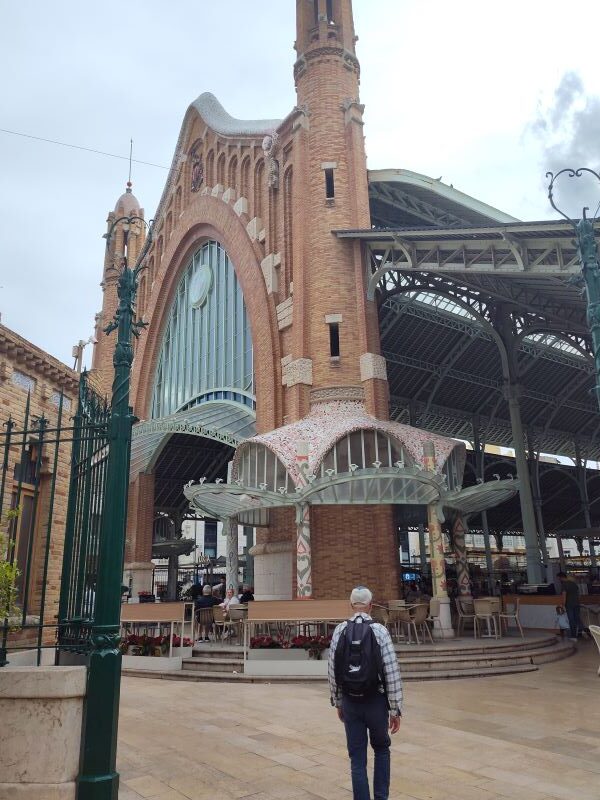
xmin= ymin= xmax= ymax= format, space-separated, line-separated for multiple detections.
xmin=239 ymin=584 xmax=254 ymax=603
xmin=220 ymin=587 xmax=240 ymax=613
xmin=195 ymin=584 xmax=220 ymax=642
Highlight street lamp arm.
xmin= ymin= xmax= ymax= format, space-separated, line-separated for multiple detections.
xmin=546 ymin=168 xmax=600 ymax=224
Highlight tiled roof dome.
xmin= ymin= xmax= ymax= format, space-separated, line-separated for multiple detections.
xmin=114 ymin=182 xmax=141 ymax=215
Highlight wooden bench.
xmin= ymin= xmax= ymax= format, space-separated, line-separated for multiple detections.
xmin=120 ymin=601 xmax=194 ymax=656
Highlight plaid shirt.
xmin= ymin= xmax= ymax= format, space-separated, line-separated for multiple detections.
xmin=328 ymin=612 xmax=403 ymax=715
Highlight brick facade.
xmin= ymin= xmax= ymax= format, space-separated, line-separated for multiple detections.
xmin=0 ymin=323 xmax=79 ymax=647
xmin=93 ymin=0 xmax=400 ymax=599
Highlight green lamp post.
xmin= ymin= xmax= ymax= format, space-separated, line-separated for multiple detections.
xmin=547 ymin=168 xmax=600 ymax=410
xmin=77 ymin=213 xmax=152 ymax=800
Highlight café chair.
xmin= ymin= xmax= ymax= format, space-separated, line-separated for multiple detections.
xmin=411 ymin=603 xmax=434 ymax=644
xmin=474 ymin=598 xmax=499 ymax=638
xmin=226 ymin=604 xmax=247 ymax=640
xmin=454 ymin=596 xmax=475 ymax=636
xmin=387 ymin=607 xmax=407 ymax=642
xmin=371 ymin=604 xmax=390 ymax=627
xmin=397 ymin=603 xmax=433 ymax=645
xmin=212 ymin=605 xmax=229 ymax=640
xmin=498 ymin=597 xmax=524 ymax=638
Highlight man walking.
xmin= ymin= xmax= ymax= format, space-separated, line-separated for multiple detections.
xmin=328 ymin=586 xmax=402 ymax=800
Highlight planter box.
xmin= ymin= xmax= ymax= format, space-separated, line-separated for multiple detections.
xmin=122 ymin=655 xmax=182 ymax=671
xmin=248 ymin=648 xmax=311 ymax=661
xmin=245 ymin=648 xmax=329 ymax=677
xmin=171 ymin=646 xmax=193 ymax=658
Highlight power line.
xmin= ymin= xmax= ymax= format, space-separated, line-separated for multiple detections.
xmin=0 ymin=128 xmax=168 ymax=170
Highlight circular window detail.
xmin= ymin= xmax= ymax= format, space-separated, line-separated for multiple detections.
xmin=189 ymin=262 xmax=213 ymax=309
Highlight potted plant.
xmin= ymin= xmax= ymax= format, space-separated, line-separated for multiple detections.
xmin=137 ymin=591 xmax=155 ymax=604
xmin=0 ymin=526 xmax=20 ymax=644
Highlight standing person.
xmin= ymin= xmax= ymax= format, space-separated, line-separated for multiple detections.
xmin=557 ymin=571 xmax=581 ymax=641
xmin=328 ymin=586 xmax=402 ymax=800
xmin=239 ymin=584 xmax=255 ymax=603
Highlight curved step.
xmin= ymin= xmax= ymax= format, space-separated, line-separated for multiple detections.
xmin=123 ymin=662 xmax=539 ymax=683
xmin=394 ymin=635 xmax=558 ymax=656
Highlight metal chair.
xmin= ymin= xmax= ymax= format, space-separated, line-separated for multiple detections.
xmin=212 ymin=605 xmax=229 ymax=640
xmin=410 ymin=603 xmax=434 ymax=644
xmin=498 ymin=597 xmax=524 ymax=638
xmin=589 ymin=625 xmax=600 ymax=676
xmin=474 ymin=598 xmax=499 ymax=639
xmin=454 ymin=596 xmax=475 ymax=636
xmin=387 ymin=607 xmax=407 ymax=642
xmin=227 ymin=604 xmax=247 ymax=640
xmin=371 ymin=604 xmax=390 ymax=627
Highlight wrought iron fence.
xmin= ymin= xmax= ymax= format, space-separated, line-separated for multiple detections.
xmin=57 ymin=376 xmax=110 ymax=656
xmin=0 ymin=374 xmax=110 ymax=667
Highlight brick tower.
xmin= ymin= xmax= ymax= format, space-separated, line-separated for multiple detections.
xmin=288 ymin=0 xmax=389 ymax=421
xmin=248 ymin=1 xmax=399 ymax=600
xmin=92 ymin=182 xmax=146 ymax=397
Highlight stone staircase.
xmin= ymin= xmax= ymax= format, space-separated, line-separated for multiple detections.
xmin=121 ymin=634 xmax=575 ymax=683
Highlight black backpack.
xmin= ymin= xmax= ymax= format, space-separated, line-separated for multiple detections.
xmin=334 ymin=615 xmax=385 ymax=701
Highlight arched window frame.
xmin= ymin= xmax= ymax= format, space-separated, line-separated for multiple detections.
xmin=254 ymin=159 xmax=265 ymax=219
xmin=151 ymin=240 xmax=254 ymax=419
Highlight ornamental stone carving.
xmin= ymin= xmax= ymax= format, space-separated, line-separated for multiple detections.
xmin=360 ymin=353 xmax=387 ymax=382
xmin=282 ymin=358 xmax=313 ymax=388
xmin=189 ymin=139 xmax=204 ymax=192
xmin=262 ymin=132 xmax=280 ymax=190
xmin=310 ymin=386 xmax=364 ymax=405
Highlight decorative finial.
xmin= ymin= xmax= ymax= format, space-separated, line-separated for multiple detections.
xmin=128 ymin=138 xmax=133 ymax=186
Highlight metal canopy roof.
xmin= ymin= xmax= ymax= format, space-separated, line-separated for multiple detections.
xmin=334 ymin=217 xmax=600 ymax=460
xmin=183 ymin=466 xmax=509 ymax=520
xmin=130 ymin=401 xmax=256 ymax=477
xmin=368 ymin=170 xmax=517 ymax=228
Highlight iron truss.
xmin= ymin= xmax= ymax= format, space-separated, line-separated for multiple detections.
xmin=334 ymin=221 xmax=600 ymax=460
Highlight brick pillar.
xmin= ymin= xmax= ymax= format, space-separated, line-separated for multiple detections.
xmin=124 ymin=471 xmax=155 ymax=598
xmin=311 ymin=505 xmax=399 ymax=602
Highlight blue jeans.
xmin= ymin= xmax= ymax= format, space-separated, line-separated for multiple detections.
xmin=342 ymin=693 xmax=391 ymax=800
xmin=566 ymin=605 xmax=581 ymax=638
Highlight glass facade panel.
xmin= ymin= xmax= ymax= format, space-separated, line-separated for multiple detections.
xmin=151 ymin=241 xmax=254 ymax=418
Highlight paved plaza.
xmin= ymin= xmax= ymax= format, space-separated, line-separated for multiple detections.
xmin=118 ymin=640 xmax=600 ymax=800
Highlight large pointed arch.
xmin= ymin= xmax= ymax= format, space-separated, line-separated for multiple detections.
xmin=131 ymin=193 xmax=281 ymax=431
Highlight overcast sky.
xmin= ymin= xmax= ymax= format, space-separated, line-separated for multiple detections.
xmin=2 ymin=0 xmax=600 ymax=368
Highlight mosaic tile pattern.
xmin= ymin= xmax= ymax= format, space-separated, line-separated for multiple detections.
xmin=233 ymin=401 xmax=465 ymax=488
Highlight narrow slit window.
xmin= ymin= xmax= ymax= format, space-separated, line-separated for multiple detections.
xmin=329 ymin=322 xmax=340 ymax=357
xmin=326 ymin=0 xmax=334 ymax=23
xmin=325 ymin=168 xmax=335 ymax=199
xmin=314 ymin=0 xmax=319 ymax=24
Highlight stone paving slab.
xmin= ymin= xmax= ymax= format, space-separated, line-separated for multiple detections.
xmin=118 ymin=639 xmax=599 ymax=800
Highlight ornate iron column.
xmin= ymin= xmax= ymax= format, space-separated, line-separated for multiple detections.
xmin=78 ymin=215 xmax=151 ymax=800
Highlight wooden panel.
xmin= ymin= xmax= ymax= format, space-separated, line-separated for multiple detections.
xmin=121 ymin=601 xmax=188 ymax=622
xmin=247 ymin=599 xmax=350 ymax=622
